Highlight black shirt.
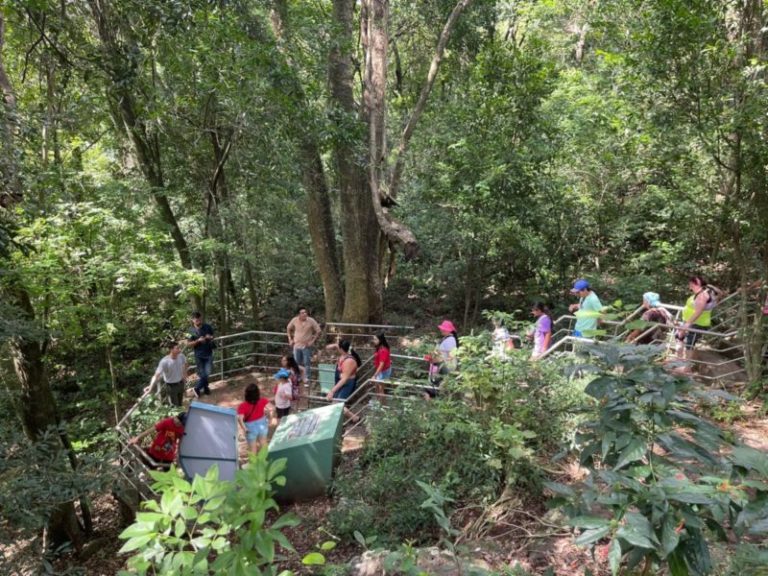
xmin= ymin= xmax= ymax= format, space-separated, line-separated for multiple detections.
xmin=188 ymin=323 xmax=215 ymax=358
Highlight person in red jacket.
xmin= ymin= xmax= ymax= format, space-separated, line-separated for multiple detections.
xmin=130 ymin=412 xmax=187 ymax=466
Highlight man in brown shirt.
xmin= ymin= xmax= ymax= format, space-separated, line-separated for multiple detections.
xmin=286 ymin=307 xmax=321 ymax=383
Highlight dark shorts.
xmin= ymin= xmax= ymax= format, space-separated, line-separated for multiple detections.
xmin=677 ymin=325 xmax=706 ymax=349
xmin=276 ymin=406 xmax=291 ymax=418
xmin=333 ymin=379 xmax=357 ymax=400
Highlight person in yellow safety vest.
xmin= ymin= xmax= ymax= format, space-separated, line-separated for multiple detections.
xmin=675 ymin=274 xmax=717 ymax=368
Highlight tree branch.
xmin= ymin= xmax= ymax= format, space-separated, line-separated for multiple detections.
xmin=386 ymin=0 xmax=474 ymax=200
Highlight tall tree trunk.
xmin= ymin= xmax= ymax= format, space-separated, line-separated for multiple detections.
xmin=207 ymin=122 xmax=233 ymax=337
xmin=86 ymin=0 xmax=202 ymax=312
xmin=9 ymin=291 xmax=88 ymax=549
xmin=301 ymin=141 xmax=345 ymax=320
xmin=331 ymin=0 xmax=383 ymax=322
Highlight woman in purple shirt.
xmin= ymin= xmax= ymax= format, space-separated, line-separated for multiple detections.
xmin=530 ymin=302 xmax=552 ymax=360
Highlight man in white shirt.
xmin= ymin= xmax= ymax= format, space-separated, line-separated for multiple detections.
xmin=148 ymin=342 xmax=189 ymax=406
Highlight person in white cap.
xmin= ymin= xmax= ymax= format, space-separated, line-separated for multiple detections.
xmin=568 ymin=279 xmax=602 ymax=337
xmin=626 ymin=292 xmax=672 ymax=344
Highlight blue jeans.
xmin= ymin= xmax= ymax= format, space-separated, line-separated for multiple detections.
xmin=195 ymin=355 xmax=213 ymax=394
xmin=293 ymin=346 xmax=313 ymax=383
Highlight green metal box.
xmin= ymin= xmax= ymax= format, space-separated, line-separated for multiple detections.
xmin=318 ymin=363 xmax=336 ymax=393
xmin=267 ymin=402 xmax=344 ymax=501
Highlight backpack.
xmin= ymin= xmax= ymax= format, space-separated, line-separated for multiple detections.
xmin=703 ymin=286 xmax=718 ymax=311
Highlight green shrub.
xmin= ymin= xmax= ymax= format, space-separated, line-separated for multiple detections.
xmin=330 ymin=333 xmax=584 ymax=547
xmin=330 ymin=398 xmax=505 ymax=546
xmin=118 ymin=449 xmax=298 ymax=575
xmin=548 ymin=343 xmax=768 ymax=576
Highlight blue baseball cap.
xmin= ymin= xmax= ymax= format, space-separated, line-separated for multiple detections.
xmin=274 ymin=368 xmax=291 ymax=380
xmin=570 ymin=279 xmax=590 ymax=293
xmin=643 ymin=292 xmax=661 ymax=308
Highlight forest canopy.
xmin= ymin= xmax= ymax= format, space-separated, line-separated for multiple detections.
xmin=1 ymin=0 xmax=768 ymax=572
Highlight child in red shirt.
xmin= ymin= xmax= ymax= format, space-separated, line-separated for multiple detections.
xmin=130 ymin=412 xmax=187 ymax=466
xmin=237 ymin=383 xmax=276 ymax=454
xmin=372 ymin=333 xmax=392 ymax=401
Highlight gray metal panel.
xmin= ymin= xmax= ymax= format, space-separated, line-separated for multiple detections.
xmin=179 ymin=401 xmax=239 ymax=481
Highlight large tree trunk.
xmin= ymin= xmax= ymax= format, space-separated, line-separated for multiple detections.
xmin=9 ymin=306 xmax=85 ymax=550
xmin=301 ymin=141 xmax=345 ymax=321
xmin=731 ymin=0 xmax=768 ymax=391
xmin=207 ymin=121 xmax=234 ymax=337
xmin=86 ymin=0 xmax=202 ymax=312
xmin=331 ymin=0 xmax=383 ymax=322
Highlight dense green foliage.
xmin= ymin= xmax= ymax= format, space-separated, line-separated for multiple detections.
xmin=548 ymin=344 xmax=768 ymax=576
xmin=118 ymin=451 xmax=298 ymax=576
xmin=329 ymin=342 xmax=584 ymax=545
xmin=2 ymin=0 xmax=768 ymax=572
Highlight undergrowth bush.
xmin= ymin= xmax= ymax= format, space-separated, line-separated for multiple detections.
xmin=548 ymin=343 xmax=768 ymax=576
xmin=330 ymin=333 xmax=585 ymax=546
xmin=330 ymin=398 xmax=504 ymax=546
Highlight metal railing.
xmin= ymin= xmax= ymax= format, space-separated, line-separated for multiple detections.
xmin=543 ymin=291 xmax=750 ymax=381
xmin=114 ymin=322 xmax=417 ymax=496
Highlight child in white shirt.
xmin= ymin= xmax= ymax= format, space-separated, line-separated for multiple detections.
xmin=273 ymin=368 xmax=294 ymax=418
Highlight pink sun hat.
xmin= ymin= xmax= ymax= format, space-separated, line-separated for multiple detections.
xmin=438 ymin=320 xmax=456 ymax=333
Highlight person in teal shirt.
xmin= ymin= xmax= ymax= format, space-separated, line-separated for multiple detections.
xmin=569 ymin=279 xmax=603 ymax=337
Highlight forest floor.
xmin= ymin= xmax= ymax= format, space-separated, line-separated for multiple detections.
xmin=4 ymin=369 xmax=766 ymax=575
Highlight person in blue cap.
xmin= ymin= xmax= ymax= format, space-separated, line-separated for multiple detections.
xmin=273 ymin=368 xmax=294 ymax=419
xmin=568 ymin=279 xmax=603 ymax=337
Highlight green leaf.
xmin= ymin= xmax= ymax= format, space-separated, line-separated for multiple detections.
xmin=569 ymin=516 xmax=611 ymax=529
xmin=319 ymin=540 xmax=337 ymax=551
xmin=119 ymin=534 xmax=154 ymax=553
xmin=732 ymin=445 xmax=768 ymax=476
xmin=585 ymin=376 xmax=619 ymax=399
xmin=574 ymin=525 xmax=611 ymax=546
xmin=544 ymin=482 xmax=576 ymax=498
xmin=668 ymin=549 xmax=689 ymax=576
xmin=616 ymin=526 xmax=655 ymax=549
xmin=268 ymin=457 xmax=288 ymax=480
xmin=119 ymin=522 xmax=155 ymax=540
xmin=616 ymin=513 xmax=659 ymax=549
xmin=271 ymin=513 xmax=301 ymax=530
xmin=353 ymin=530 xmax=368 ymax=548
xmin=614 ymin=438 xmax=646 ymax=470
xmin=660 ymin=516 xmax=680 ymax=558
xmin=608 ymin=538 xmax=622 ymax=576
xmin=302 ymin=552 xmax=326 ymax=566
xmin=682 ymin=530 xmax=712 ymax=575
